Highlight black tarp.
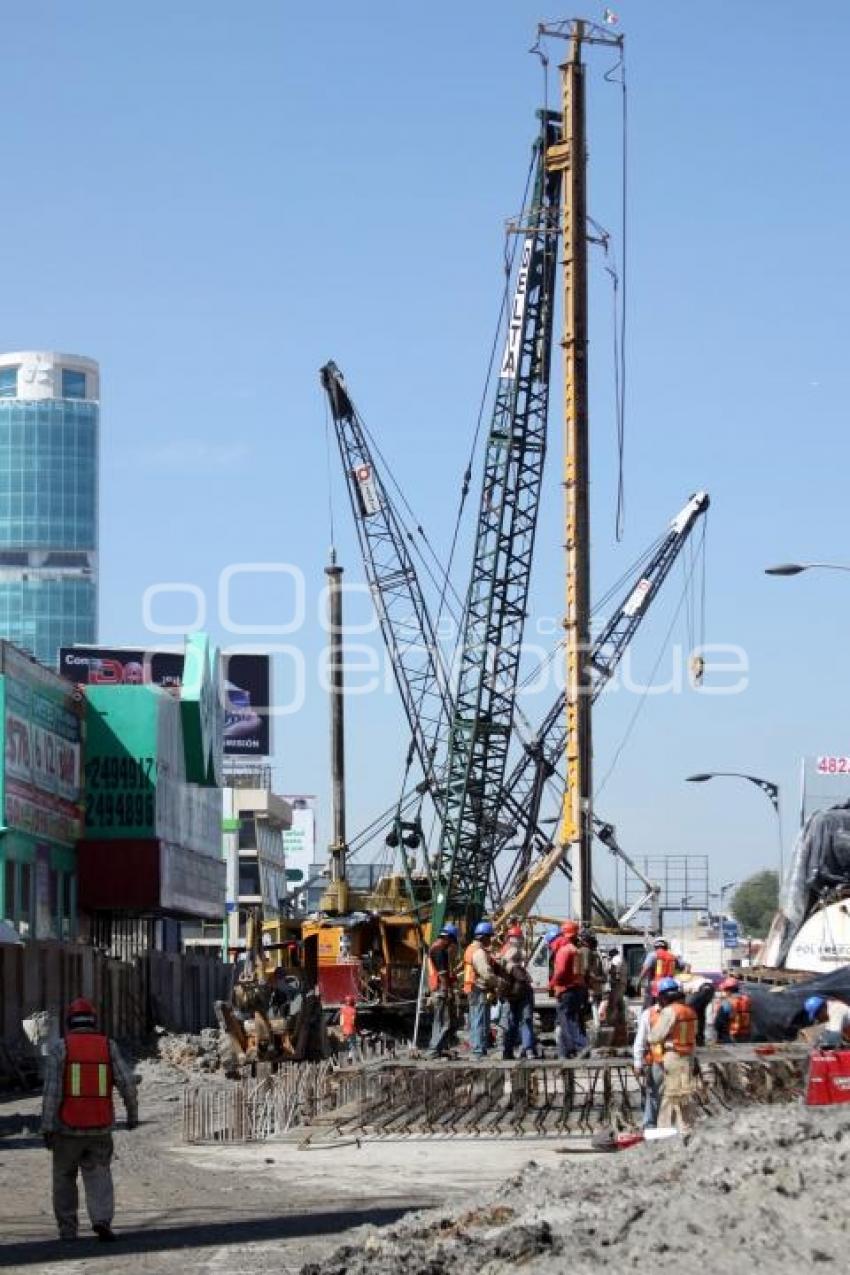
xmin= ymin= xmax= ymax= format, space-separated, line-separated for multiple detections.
xmin=742 ymin=966 xmax=850 ymax=1041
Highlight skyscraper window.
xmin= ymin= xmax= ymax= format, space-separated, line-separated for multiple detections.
xmin=61 ymin=368 xmax=87 ymax=399
xmin=0 ymin=352 xmax=99 ymax=667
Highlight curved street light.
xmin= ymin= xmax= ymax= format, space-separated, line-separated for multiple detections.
xmin=765 ymin=562 xmax=850 ymax=577
xmin=685 ymin=771 xmax=784 ymax=880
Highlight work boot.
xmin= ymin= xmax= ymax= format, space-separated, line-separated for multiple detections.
xmin=93 ymin=1224 xmax=117 ymax=1242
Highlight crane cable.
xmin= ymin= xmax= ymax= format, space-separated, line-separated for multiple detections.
xmin=594 ymin=519 xmax=708 ymax=801
xmin=385 ymin=148 xmax=537 ymax=860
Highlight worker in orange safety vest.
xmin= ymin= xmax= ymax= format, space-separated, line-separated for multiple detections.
xmin=713 ymin=977 xmax=752 ymax=1043
xmin=41 ymin=998 xmax=137 ymax=1242
xmin=639 ymin=937 xmax=689 ymax=1006
xmin=340 ymin=996 xmax=359 ymax=1060
xmin=647 ymin=977 xmax=699 ymax=1131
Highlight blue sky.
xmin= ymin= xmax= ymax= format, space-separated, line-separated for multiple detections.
xmin=3 ymin=1 xmax=849 ymax=916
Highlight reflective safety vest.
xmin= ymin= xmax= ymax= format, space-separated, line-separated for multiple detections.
xmin=646 ymin=1002 xmax=697 ymax=1063
xmin=340 ymin=1005 xmax=357 ymax=1037
xmin=427 ymin=940 xmax=457 ymax=993
xmin=646 ymin=1007 xmax=664 ymax=1064
xmin=463 ymin=942 xmax=484 ymax=995
xmin=729 ymin=994 xmax=752 ymax=1041
xmin=668 ymin=1001 xmax=698 ymax=1056
xmin=59 ymin=1033 xmax=114 ymax=1130
xmin=650 ymin=949 xmax=678 ymax=995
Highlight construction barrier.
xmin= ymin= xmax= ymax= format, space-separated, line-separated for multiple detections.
xmin=0 ymin=940 xmax=233 ymax=1086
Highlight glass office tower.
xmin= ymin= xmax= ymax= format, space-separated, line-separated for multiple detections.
xmin=0 ymin=352 xmax=99 ymax=667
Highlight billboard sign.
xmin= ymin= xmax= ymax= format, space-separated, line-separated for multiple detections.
xmin=59 ymin=646 xmax=272 ymax=757
xmin=281 ymin=795 xmax=316 ymax=889
xmin=1 ymin=643 xmax=82 ymax=847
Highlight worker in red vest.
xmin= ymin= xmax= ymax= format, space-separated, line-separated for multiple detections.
xmin=714 ymin=977 xmax=753 ymax=1043
xmin=549 ymin=921 xmax=588 ymax=1058
xmin=340 ymin=996 xmax=359 ymax=1060
xmin=41 ymin=998 xmax=137 ymax=1242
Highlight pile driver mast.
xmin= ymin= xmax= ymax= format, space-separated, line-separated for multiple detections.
xmin=541 ymin=17 xmax=623 ymax=926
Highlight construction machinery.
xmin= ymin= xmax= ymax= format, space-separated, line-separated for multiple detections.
xmin=214 ymin=906 xmax=326 ymax=1071
xmin=314 ymin=20 xmax=709 ymax=1013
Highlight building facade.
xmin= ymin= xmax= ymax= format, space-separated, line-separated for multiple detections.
xmin=0 ymin=641 xmax=83 ymax=940
xmin=76 ymin=634 xmax=226 ymax=956
xmin=183 ymin=767 xmax=292 ymax=956
xmin=0 ymin=352 xmax=99 ymax=668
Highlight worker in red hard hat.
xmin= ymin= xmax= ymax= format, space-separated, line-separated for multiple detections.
xmin=548 ymin=920 xmax=588 ymax=1058
xmin=41 ymin=998 xmax=138 ymax=1242
xmin=498 ymin=924 xmax=536 ymax=1060
xmin=713 ymin=976 xmax=752 ymax=1043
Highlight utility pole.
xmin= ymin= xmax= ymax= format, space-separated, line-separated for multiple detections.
xmin=322 ymin=551 xmax=349 ymax=913
xmin=546 ymin=20 xmax=593 ymax=925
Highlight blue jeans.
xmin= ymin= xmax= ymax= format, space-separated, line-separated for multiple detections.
xmin=468 ymin=988 xmax=491 ymax=1056
xmin=556 ymin=989 xmax=587 ymax=1058
xmin=428 ymin=993 xmax=456 ymax=1056
xmin=643 ymin=1062 xmax=664 ymax=1128
xmin=501 ymin=991 xmax=536 ymax=1058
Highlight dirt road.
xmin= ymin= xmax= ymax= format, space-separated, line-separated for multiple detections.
xmin=0 ymin=1059 xmax=573 ymax=1274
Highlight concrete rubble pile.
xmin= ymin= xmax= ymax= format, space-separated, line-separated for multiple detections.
xmin=156 ymin=1028 xmax=224 ymax=1073
xmin=303 ymin=1103 xmax=850 ymax=1275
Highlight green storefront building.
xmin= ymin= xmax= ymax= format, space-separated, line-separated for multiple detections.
xmin=0 ymin=641 xmax=83 ymax=938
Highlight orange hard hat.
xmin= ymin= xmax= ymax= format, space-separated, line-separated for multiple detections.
xmin=506 ymin=925 xmax=524 ymax=939
xmin=561 ymin=921 xmax=579 ymax=938
xmin=720 ymin=977 xmax=739 ymax=992
xmin=345 ymin=996 xmax=356 ymax=1006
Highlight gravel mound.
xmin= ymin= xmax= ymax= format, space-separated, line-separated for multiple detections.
xmin=303 ymin=1104 xmax=850 ymax=1275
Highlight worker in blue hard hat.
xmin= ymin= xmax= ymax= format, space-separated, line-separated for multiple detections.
xmin=795 ymin=995 xmax=829 ymax=1047
xmin=463 ymin=920 xmax=508 ymax=1059
xmin=426 ymin=924 xmax=460 ymax=1058
xmin=647 ymin=976 xmax=699 ymax=1132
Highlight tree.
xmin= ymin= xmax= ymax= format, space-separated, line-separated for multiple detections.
xmin=731 ymin=870 xmax=779 ymax=938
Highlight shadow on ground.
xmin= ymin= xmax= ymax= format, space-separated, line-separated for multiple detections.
xmin=0 ymin=1203 xmax=417 ymax=1268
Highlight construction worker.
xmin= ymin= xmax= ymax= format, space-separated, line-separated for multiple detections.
xmin=41 ymin=997 xmax=137 ymax=1243
xmin=602 ymin=945 xmax=628 ymax=1047
xmin=639 ymin=937 xmax=688 ymax=1007
xmin=499 ymin=924 xmax=536 ymax=1060
xmin=426 ymin=923 xmax=459 ymax=1058
xmin=632 ymin=995 xmax=663 ymax=1128
xmin=463 ymin=921 xmax=505 ymax=1058
xmin=713 ymin=977 xmax=752 ymax=1044
xmin=548 ymin=920 xmax=587 ymax=1059
xmin=647 ymin=976 xmax=699 ymax=1132
xmin=684 ymin=973 xmax=716 ymax=1047
xmin=340 ymin=996 xmax=358 ymax=1060
xmin=796 ymin=995 xmax=829 ymax=1046
xmin=578 ymin=929 xmax=606 ymax=1036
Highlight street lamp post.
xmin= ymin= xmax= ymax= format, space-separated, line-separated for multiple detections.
xmin=686 ymin=771 xmax=784 ymax=882
xmin=765 ymin=562 xmax=850 ymax=576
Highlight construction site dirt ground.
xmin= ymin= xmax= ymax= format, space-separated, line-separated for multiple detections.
xmin=2 ymin=1056 xmax=849 ymax=1275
